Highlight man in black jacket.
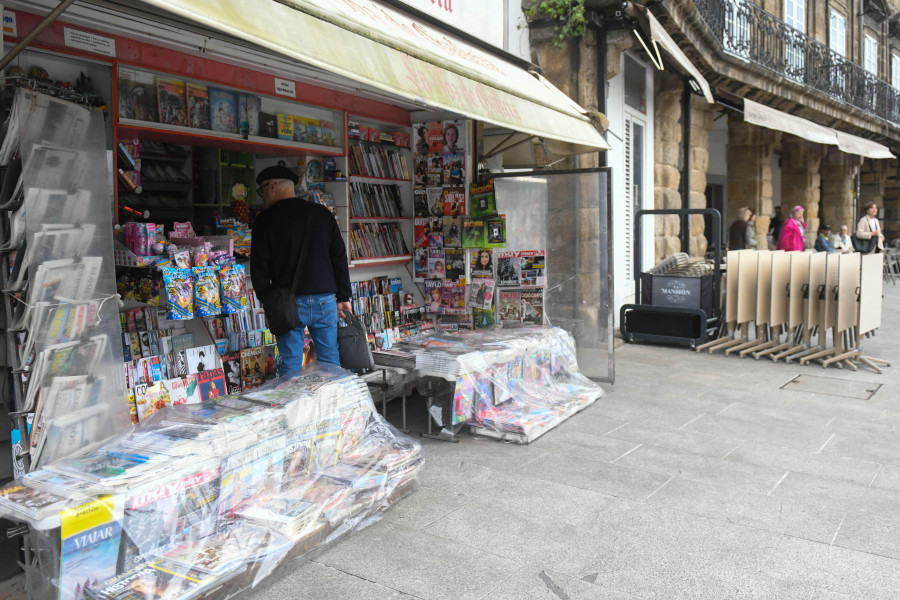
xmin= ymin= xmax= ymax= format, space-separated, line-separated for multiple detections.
xmin=250 ymin=165 xmax=351 ymax=374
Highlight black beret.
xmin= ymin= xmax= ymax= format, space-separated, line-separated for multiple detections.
xmin=256 ymin=165 xmax=299 ymax=185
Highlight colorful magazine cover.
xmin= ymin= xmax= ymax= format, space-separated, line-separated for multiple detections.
xmin=426 ymin=186 xmax=444 ymax=217
xmin=441 ymin=279 xmax=467 ymax=315
xmin=186 ymin=83 xmax=210 ymax=129
xmin=442 ymin=119 xmax=467 ymax=153
xmin=185 ymin=345 xmax=215 ymax=374
xmin=469 ymin=277 xmax=496 ymax=311
xmin=470 ymin=248 xmax=494 ymax=278
xmin=413 ymin=188 xmax=428 ymax=216
xmin=499 ymin=289 xmax=523 ymax=322
xmin=118 ymin=69 xmax=158 ymax=122
xmin=452 ymin=374 xmax=475 ymax=424
xmin=209 ymin=88 xmax=237 ymax=133
xmin=413 ymin=156 xmax=428 ymax=187
xmin=59 ymin=496 xmax=123 ymax=600
xmin=222 ymin=352 xmax=242 ymax=394
xmin=442 ymin=187 xmax=466 ymax=217
xmin=427 ymin=248 xmax=446 ymax=279
xmin=161 ymin=375 xmax=202 ymax=406
xmin=427 ymin=121 xmax=444 ymax=153
xmin=263 ymin=345 xmax=279 ymax=381
xmin=424 ymin=279 xmax=443 ymax=313
xmin=157 ymin=78 xmax=187 ymax=126
xmin=444 ymin=248 xmax=465 ymax=280
xmin=196 ymin=368 xmax=226 ymax=402
xmin=320 ymin=120 xmax=337 ymax=146
xmin=442 ymin=154 xmax=465 ymax=186
xmin=413 ymin=122 xmax=429 ymax=154
xmin=119 ymin=464 xmax=221 ymax=570
xmin=218 ymin=436 xmax=287 ymax=516
xmin=413 ymin=248 xmax=428 ymax=280
xmin=240 ymin=347 xmax=265 ymax=391
xmin=442 ymin=216 xmax=462 ymax=248
xmin=414 ymin=218 xmax=428 ymax=249
xmin=426 ymin=154 xmax=443 ymax=186
xmin=521 ymin=290 xmax=545 ymax=325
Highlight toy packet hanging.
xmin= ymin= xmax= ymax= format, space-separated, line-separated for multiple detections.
xmin=162 ymin=267 xmax=194 ymax=320
xmin=219 ymin=263 xmax=248 ymax=314
xmin=193 ymin=265 xmax=221 ymax=317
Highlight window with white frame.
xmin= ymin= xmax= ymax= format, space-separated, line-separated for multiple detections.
xmin=865 ymin=33 xmax=878 ymax=74
xmin=830 ymin=10 xmax=846 ymax=56
xmin=893 ymin=54 xmax=900 ymax=89
xmin=784 ymin=0 xmax=805 ymax=31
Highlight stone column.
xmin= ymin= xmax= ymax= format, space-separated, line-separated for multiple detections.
xmin=821 ymin=147 xmax=861 ymax=240
xmin=689 ymin=95 xmax=715 ymax=257
xmin=782 ymin=136 xmax=826 ymax=248
xmin=727 ymin=115 xmax=779 ymax=245
xmin=882 ymin=158 xmax=900 ymax=239
xmin=859 ymin=157 xmax=888 ymax=234
xmin=654 ymin=71 xmax=683 ymax=263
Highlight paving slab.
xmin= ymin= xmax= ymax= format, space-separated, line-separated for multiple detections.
xmin=480 ymin=566 xmax=639 ymax=600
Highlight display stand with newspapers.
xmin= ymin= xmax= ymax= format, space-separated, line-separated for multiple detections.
xmin=0 ymin=363 xmax=423 ymax=599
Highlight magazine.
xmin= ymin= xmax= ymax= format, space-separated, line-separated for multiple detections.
xmin=185 ymin=345 xmax=216 ymax=374
xmin=442 ymin=216 xmax=462 ymax=247
xmin=186 ymin=83 xmax=210 ymax=129
xmin=240 ymin=347 xmax=265 ymax=391
xmin=497 ymin=250 xmax=547 ymax=287
xmin=161 ymin=375 xmax=202 ymax=406
xmin=498 ymin=289 xmax=523 ymax=322
xmin=427 ymin=248 xmax=445 ymax=279
xmin=521 ymin=290 xmax=545 ymax=325
xmin=218 ymin=436 xmax=287 ymax=516
xmin=424 ymin=279 xmax=442 ymax=314
xmin=426 ymin=186 xmax=443 ymax=217
xmin=209 ymin=88 xmax=237 ymax=133
xmin=157 ymin=78 xmax=187 ymax=126
xmin=196 ymin=368 xmax=226 ymax=402
xmin=444 ymin=248 xmax=465 ymax=280
xmin=413 ymin=248 xmax=428 ymax=280
xmin=470 ymin=248 xmax=494 ymax=278
xmin=221 ymin=352 xmax=242 ymax=394
xmin=469 ymin=277 xmax=496 ymax=311
xmin=442 ymin=155 xmax=465 ymax=186
xmin=441 ymin=279 xmax=467 ymax=315
xmin=413 ymin=188 xmax=428 ymax=216
xmin=119 ymin=462 xmax=221 ymax=570
xmin=441 ymin=119 xmax=466 ymax=153
xmin=59 ymin=496 xmax=124 ymax=600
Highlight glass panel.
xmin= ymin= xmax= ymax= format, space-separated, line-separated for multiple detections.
xmin=494 ymin=170 xmax=612 ymax=381
xmin=865 ymin=34 xmax=878 ymax=74
xmin=830 ymin=10 xmax=846 ymax=56
xmin=624 ymin=55 xmax=647 ymax=114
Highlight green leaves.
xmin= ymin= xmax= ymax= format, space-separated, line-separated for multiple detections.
xmin=523 ymin=0 xmax=587 ymax=48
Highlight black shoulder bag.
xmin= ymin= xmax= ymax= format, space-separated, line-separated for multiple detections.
xmin=258 ymin=215 xmax=315 ymax=335
xmin=851 ymin=234 xmax=878 ymax=254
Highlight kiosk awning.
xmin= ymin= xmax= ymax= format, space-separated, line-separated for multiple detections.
xmin=744 ymin=99 xmax=894 ymax=159
xmin=134 ymin=0 xmax=610 ymax=151
xmin=646 ymin=11 xmax=715 ymax=104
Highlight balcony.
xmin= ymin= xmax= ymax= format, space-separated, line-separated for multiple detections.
xmin=695 ymin=0 xmax=900 ymax=125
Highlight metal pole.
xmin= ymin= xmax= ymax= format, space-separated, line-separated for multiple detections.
xmin=0 ymin=0 xmax=77 ymax=72
xmin=680 ymin=81 xmax=692 ymax=253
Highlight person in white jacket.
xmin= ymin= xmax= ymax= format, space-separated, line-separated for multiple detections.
xmin=832 ymin=224 xmax=854 ymax=253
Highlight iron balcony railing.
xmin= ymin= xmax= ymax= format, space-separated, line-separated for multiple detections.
xmin=695 ymin=0 xmax=900 ymax=124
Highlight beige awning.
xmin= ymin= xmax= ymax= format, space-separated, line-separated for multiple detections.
xmin=832 ymin=129 xmax=895 ymax=159
xmin=744 ymin=99 xmax=837 ymax=145
xmin=133 ymin=0 xmax=610 ymax=151
xmin=744 ymin=99 xmax=894 ymax=159
xmin=646 ymin=11 xmax=714 ymax=104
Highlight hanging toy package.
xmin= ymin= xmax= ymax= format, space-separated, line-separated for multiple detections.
xmin=193 ymin=265 xmax=221 ymax=317
xmin=219 ymin=263 xmax=248 ymax=314
xmin=168 ymin=244 xmax=192 ymax=269
xmin=162 ymin=267 xmax=194 ymax=320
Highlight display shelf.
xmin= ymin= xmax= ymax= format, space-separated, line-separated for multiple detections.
xmin=140 ymin=181 xmax=192 ymax=193
xmin=118 ymin=119 xmax=344 ymax=157
xmin=349 ymin=174 xmax=409 ymax=184
xmin=349 ymin=217 xmax=412 ymax=222
xmin=350 ymin=255 xmax=413 ymax=268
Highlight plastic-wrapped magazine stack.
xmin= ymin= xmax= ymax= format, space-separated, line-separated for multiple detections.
xmin=0 ymin=363 xmax=423 ymax=600
xmin=379 ymin=326 xmax=604 ymax=443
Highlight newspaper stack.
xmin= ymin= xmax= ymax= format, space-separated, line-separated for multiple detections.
xmin=371 ymin=347 xmax=418 ymax=370
xmin=0 ymin=362 xmax=424 ymax=600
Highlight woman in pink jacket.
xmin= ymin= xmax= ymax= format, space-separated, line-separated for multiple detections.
xmin=777 ymin=205 xmax=806 ymax=251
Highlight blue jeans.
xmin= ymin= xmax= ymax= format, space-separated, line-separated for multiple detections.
xmin=275 ymin=293 xmax=339 ymax=374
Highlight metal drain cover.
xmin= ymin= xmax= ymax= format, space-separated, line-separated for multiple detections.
xmin=781 ymin=374 xmax=882 ymax=400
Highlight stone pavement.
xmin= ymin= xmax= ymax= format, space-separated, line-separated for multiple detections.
xmin=248 ymin=283 xmax=900 ymax=600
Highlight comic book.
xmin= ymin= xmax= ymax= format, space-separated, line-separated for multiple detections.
xmin=209 ymin=88 xmax=237 ymax=133
xmin=196 ymin=368 xmax=226 ymax=402
xmin=186 ymin=83 xmax=210 ymax=129
xmin=240 ymin=347 xmax=265 ymax=391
